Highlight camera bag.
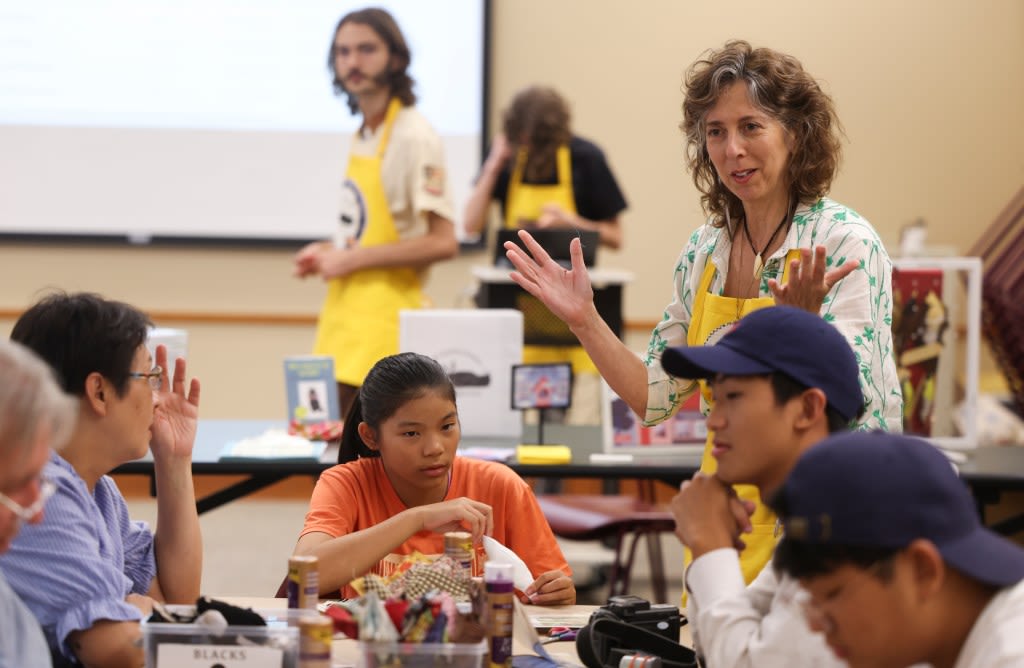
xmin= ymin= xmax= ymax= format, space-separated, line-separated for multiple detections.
xmin=575 ymin=617 xmax=698 ymax=668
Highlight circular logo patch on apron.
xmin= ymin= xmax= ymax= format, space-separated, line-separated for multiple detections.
xmin=336 ymin=179 xmax=367 ymax=246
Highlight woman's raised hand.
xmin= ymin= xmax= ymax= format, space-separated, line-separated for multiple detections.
xmin=504 ymin=230 xmax=595 ymax=329
xmin=767 ymin=245 xmax=859 ymax=314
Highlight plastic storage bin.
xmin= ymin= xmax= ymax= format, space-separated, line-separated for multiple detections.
xmin=142 ymin=608 xmax=316 ymax=667
xmin=358 ymin=640 xmax=487 ymax=668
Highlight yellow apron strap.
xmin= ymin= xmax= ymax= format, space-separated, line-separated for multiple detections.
xmin=779 ymin=248 xmax=799 ymax=285
xmin=375 ymin=98 xmax=402 ymax=159
xmin=554 ymin=145 xmax=574 ymax=205
xmin=505 ymin=149 xmax=528 ymax=228
xmin=687 ymin=260 xmax=718 ymax=347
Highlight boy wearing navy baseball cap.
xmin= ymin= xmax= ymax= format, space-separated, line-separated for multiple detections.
xmin=661 ymin=305 xmax=864 ymax=667
xmin=772 ymin=431 xmax=1024 ymax=667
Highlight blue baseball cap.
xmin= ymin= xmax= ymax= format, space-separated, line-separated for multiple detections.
xmin=776 ymin=431 xmax=1024 ymax=588
xmin=660 ymin=306 xmax=863 ymax=422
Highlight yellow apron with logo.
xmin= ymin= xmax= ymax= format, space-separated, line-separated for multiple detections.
xmin=683 ymin=249 xmax=799 ymax=586
xmin=505 ymin=145 xmax=596 ymax=374
xmin=313 ymin=98 xmax=424 ymax=386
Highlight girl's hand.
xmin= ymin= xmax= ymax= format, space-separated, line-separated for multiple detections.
xmin=415 ymin=497 xmax=494 ymax=544
xmin=523 ymin=570 xmax=576 ymax=606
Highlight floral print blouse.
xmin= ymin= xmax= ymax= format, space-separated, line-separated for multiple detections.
xmin=642 ymin=198 xmax=903 ymax=431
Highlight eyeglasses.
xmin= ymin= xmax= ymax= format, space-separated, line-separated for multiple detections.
xmin=128 ymin=365 xmax=163 ymax=390
xmin=796 ymin=559 xmax=892 ymax=634
xmin=0 ymin=477 xmax=56 ymax=522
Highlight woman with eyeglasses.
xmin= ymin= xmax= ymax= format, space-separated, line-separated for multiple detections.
xmin=0 ymin=292 xmax=202 ymax=668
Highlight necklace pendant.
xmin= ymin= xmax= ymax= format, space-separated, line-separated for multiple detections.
xmin=753 ymin=254 xmax=764 ymax=282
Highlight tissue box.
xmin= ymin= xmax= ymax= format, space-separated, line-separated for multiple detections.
xmin=142 ymin=608 xmax=315 ymax=668
xmin=358 ymin=640 xmax=487 ymax=668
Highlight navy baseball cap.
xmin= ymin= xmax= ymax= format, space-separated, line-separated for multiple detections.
xmin=775 ymin=431 xmax=1024 ymax=588
xmin=660 ymin=306 xmax=863 ymax=422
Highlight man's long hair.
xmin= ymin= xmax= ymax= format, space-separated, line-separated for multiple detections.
xmin=503 ymin=86 xmax=572 ymax=182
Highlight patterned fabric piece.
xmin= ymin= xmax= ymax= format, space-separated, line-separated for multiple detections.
xmin=353 ymin=555 xmax=471 ymax=602
xmin=643 ymin=198 xmax=902 ymax=431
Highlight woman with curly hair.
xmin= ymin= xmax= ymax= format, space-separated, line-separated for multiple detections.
xmin=502 ymin=40 xmax=901 ymax=589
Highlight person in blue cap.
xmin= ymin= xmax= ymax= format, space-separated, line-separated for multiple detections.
xmin=660 ymin=305 xmax=862 ymax=667
xmin=772 ymin=431 xmax=1024 ymax=667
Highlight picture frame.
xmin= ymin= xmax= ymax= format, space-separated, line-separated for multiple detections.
xmin=601 ymin=379 xmax=707 ymax=456
xmin=510 ymin=363 xmax=573 ymax=410
xmin=283 ymin=355 xmax=340 ymax=425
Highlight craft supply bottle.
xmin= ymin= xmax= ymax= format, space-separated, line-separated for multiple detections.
xmin=485 ymin=562 xmax=514 ymax=668
xmin=287 ymin=555 xmax=320 ymax=610
xmin=444 ymin=531 xmax=474 ymax=579
xmin=298 ymin=614 xmax=333 ymax=668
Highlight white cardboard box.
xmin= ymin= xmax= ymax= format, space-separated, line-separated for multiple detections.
xmin=400 ymin=309 xmax=523 ymax=439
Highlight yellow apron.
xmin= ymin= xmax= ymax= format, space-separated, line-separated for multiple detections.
xmin=313 ymin=98 xmax=424 ymax=386
xmin=683 ymin=249 xmax=799 ymax=586
xmin=505 ymin=145 xmax=596 ymax=373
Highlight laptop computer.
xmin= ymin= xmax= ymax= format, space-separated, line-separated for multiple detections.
xmin=494 ymin=228 xmax=599 ymax=269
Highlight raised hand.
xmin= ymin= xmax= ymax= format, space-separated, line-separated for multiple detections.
xmin=150 ymin=344 xmax=200 ymax=463
xmin=504 ymin=230 xmax=595 ymax=330
xmin=414 ymin=497 xmax=494 ymax=544
xmin=485 ymin=133 xmax=513 ymax=171
xmin=767 ymin=245 xmax=859 ymax=314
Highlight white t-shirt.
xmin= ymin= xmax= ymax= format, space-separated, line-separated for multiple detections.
xmin=955 ymin=578 xmax=1024 ymax=667
xmin=349 ymin=104 xmax=454 ymax=241
xmin=0 ymin=570 xmax=51 ymax=668
xmin=685 ymin=548 xmax=844 ymax=667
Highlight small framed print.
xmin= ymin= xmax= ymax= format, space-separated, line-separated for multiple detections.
xmin=602 ymin=379 xmax=706 ymax=455
xmin=510 ymin=363 xmax=573 ymax=410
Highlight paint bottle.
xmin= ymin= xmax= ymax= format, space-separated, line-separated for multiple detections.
xmin=287 ymin=555 xmax=319 ymax=610
xmin=298 ymin=614 xmax=333 ymax=668
xmin=484 ymin=562 xmax=514 ymax=668
xmin=444 ymin=531 xmax=474 ymax=579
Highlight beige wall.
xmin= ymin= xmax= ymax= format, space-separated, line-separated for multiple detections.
xmin=2 ymin=0 xmax=1022 ymax=417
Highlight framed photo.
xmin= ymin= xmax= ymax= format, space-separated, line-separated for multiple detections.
xmin=511 ymin=363 xmax=573 ymax=410
xmin=602 ymin=379 xmax=706 ymax=455
xmin=891 ymin=257 xmax=981 ymax=451
xmin=283 ymin=355 xmax=339 ymax=425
